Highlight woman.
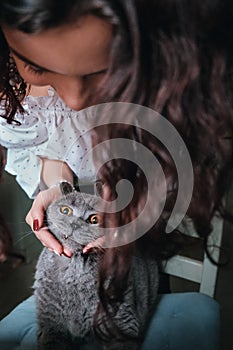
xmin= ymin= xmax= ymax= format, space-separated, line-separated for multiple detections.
xmin=0 ymin=0 xmax=232 ymax=348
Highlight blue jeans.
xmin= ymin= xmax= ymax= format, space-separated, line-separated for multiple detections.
xmin=0 ymin=292 xmax=220 ymax=350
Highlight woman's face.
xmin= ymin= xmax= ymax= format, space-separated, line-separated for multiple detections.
xmin=2 ymin=15 xmax=112 ymax=110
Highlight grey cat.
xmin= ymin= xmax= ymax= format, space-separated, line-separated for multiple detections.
xmin=34 ymin=189 xmax=159 ymax=350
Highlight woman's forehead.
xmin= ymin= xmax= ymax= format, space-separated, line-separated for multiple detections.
xmin=2 ymin=15 xmax=113 ymax=76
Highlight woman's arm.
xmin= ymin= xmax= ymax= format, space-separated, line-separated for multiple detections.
xmin=26 ymin=158 xmax=73 ymax=257
xmin=40 ymin=157 xmax=74 ymax=187
xmin=22 ymin=86 xmax=74 ymax=256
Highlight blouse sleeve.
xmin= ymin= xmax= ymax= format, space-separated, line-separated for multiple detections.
xmin=42 ymin=114 xmax=97 ymax=186
xmin=0 ymin=92 xmax=97 ymax=198
xmin=0 ymin=107 xmax=49 ymax=198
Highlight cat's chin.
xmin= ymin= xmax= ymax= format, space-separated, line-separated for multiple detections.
xmin=61 ymin=238 xmax=86 ymax=254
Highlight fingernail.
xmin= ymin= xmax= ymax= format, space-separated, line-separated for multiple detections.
xmin=54 ymin=250 xmax=61 ymax=256
xmin=82 ymin=247 xmax=88 ymax=254
xmin=33 ymin=219 xmax=39 ymax=231
xmin=62 ymin=252 xmax=71 ymax=258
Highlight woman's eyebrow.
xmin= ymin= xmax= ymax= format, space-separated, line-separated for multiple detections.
xmin=9 ymin=47 xmax=51 ymax=72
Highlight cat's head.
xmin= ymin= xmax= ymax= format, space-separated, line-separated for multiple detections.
xmin=46 ymin=191 xmax=103 ymax=251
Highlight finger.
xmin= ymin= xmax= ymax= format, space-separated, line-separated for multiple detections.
xmin=47 ymin=248 xmax=54 ymax=252
xmin=83 ymin=236 xmax=105 ymax=254
xmin=26 ymin=188 xmax=61 ymax=229
xmin=26 ymin=199 xmax=45 ymax=230
xmin=34 ymin=227 xmax=64 ymax=256
xmin=63 ymin=247 xmax=73 ymax=258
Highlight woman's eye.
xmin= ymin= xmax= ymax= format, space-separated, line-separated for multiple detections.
xmin=24 ymin=63 xmax=45 ymax=76
xmin=60 ymin=206 xmax=73 ymax=216
xmin=87 ymin=214 xmax=101 ymax=225
xmin=82 ymin=69 xmax=108 ymax=82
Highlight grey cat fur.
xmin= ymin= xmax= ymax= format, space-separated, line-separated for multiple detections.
xmin=34 ymin=191 xmax=159 ymax=350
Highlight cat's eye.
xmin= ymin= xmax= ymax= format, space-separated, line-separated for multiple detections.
xmin=60 ymin=206 xmax=73 ymax=216
xmin=87 ymin=214 xmax=101 ymax=225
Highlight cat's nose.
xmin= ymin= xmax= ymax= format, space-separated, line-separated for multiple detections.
xmin=71 ymin=222 xmax=81 ymax=231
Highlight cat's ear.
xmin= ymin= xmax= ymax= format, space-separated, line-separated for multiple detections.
xmin=59 ymin=181 xmax=75 ymax=195
xmin=95 ymin=180 xmax=104 ymax=197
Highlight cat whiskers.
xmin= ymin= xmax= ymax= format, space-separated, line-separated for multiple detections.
xmin=47 ymin=218 xmax=66 ymax=232
xmin=14 ymin=230 xmax=34 ymax=246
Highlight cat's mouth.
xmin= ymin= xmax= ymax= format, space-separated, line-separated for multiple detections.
xmin=62 ymin=235 xmax=104 ymax=256
xmin=62 ymin=235 xmax=87 ymax=250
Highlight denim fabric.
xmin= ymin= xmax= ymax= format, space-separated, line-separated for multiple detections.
xmin=0 ymin=292 xmax=220 ymax=350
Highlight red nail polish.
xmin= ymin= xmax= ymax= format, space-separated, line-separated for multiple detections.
xmin=33 ymin=219 xmax=39 ymax=231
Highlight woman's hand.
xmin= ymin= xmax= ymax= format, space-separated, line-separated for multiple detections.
xmin=26 ymin=158 xmax=74 ymax=256
xmin=26 ymin=186 xmax=73 ymax=257
xmin=82 ymin=236 xmax=105 ymax=254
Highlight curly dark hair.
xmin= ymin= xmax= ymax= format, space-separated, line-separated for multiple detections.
xmin=0 ymin=0 xmax=232 ymax=342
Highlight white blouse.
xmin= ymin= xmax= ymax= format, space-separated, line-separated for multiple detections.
xmin=0 ymin=89 xmax=96 ymax=198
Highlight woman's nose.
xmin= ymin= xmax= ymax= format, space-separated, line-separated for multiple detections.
xmin=53 ymin=77 xmax=88 ymax=111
